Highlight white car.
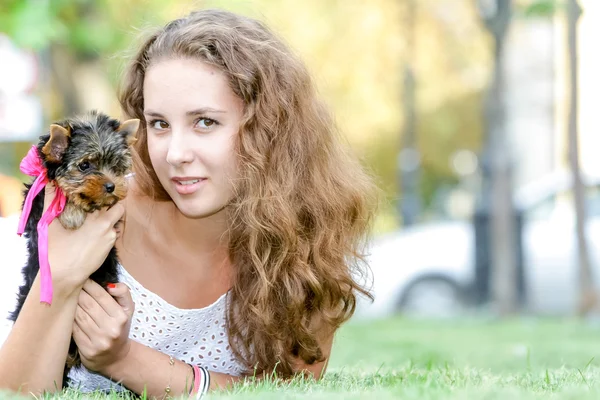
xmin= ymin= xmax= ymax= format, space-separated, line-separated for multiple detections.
xmin=354 ymin=170 xmax=600 ymax=319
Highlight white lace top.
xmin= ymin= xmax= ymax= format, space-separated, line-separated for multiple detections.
xmin=67 ymin=264 xmax=246 ymax=392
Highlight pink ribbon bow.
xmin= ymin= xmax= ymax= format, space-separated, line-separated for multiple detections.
xmin=17 ymin=145 xmax=67 ymax=305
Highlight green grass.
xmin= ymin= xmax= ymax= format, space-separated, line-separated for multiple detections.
xmin=4 ymin=316 xmax=600 ymax=399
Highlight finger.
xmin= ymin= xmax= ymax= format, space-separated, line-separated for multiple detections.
xmin=72 ymin=320 xmax=93 ymax=349
xmin=107 ymin=283 xmax=135 ymax=316
xmin=104 ymin=202 xmax=125 ymax=227
xmin=114 ymin=218 xmax=124 ymax=236
xmin=79 ymin=288 xmax=116 ymax=331
xmin=82 ymin=280 xmax=124 ymax=319
xmin=74 ymin=304 xmax=101 ymax=337
xmin=43 ymin=182 xmax=57 ymax=214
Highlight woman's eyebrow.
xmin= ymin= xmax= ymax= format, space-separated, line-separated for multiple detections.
xmin=143 ymin=108 xmax=227 ymax=118
xmin=143 ymin=110 xmax=164 ymax=118
xmin=186 ymin=108 xmax=227 ymax=116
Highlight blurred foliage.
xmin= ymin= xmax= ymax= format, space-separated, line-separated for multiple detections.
xmin=520 ymin=0 xmax=565 ymax=18
xmin=0 ymin=0 xmax=177 ymax=55
xmin=0 ymin=0 xmax=496 ymax=231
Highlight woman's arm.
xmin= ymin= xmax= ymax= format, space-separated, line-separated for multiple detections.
xmin=0 ymin=184 xmax=124 ymax=394
xmin=100 ymin=337 xmax=333 ymax=398
xmin=102 ymin=340 xmax=241 ymax=398
xmin=103 ymin=332 xmax=334 ymax=399
xmin=102 ymin=330 xmax=333 ymax=398
xmin=74 ymin=280 xmax=242 ymax=398
xmin=0 ymin=275 xmax=80 ymax=394
xmin=102 ymin=336 xmax=333 ymax=399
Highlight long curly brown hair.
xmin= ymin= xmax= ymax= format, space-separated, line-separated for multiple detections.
xmin=119 ymin=9 xmax=378 ymax=378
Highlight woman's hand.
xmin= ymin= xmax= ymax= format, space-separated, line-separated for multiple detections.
xmin=72 ymin=280 xmax=135 ymax=374
xmin=45 ymin=182 xmax=124 ymax=292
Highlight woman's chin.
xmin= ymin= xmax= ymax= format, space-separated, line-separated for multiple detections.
xmin=172 ymin=200 xmax=226 ymax=220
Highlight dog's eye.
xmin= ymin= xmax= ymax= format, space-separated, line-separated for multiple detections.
xmin=78 ymin=161 xmax=91 ymax=172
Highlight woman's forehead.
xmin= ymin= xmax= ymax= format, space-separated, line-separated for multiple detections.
xmin=143 ymin=58 xmax=240 ymax=114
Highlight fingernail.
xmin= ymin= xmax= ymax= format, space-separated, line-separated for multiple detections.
xmin=107 ymin=283 xmax=116 ymax=289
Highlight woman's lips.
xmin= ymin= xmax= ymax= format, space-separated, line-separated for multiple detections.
xmin=171 ymin=177 xmax=206 ymax=195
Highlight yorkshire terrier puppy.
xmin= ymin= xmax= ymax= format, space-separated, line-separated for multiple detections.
xmin=8 ymin=110 xmax=138 ymax=385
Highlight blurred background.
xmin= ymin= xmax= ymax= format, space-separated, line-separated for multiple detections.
xmin=0 ymin=0 xmax=599 ymax=320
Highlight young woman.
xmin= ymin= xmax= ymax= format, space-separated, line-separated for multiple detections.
xmin=0 ymin=8 xmax=378 ymax=397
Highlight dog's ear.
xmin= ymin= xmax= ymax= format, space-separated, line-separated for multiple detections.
xmin=118 ymin=119 xmax=139 ymax=146
xmin=42 ymin=124 xmax=71 ymax=163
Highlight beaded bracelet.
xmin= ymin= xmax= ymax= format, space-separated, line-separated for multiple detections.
xmin=164 ymin=355 xmax=175 ymax=398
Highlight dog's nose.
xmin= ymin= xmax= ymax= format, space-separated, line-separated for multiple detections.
xmin=104 ymin=182 xmax=115 ymax=193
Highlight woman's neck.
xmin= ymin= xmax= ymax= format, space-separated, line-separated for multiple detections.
xmin=122 ymin=189 xmax=232 ymax=278
xmin=118 ymin=188 xmax=234 ymax=306
xmin=135 ymin=193 xmax=228 ymax=250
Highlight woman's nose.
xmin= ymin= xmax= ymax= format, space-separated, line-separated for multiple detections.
xmin=166 ymin=132 xmax=194 ymax=166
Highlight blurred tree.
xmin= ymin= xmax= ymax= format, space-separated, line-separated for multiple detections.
xmin=521 ymin=0 xmax=596 ymax=316
xmin=564 ymin=0 xmax=596 ymax=316
xmin=0 ymin=0 xmax=170 ymax=118
xmin=0 ymin=0 xmax=179 ymax=180
xmin=398 ymin=0 xmax=421 ymax=227
xmin=409 ymin=0 xmax=488 ymax=220
xmin=476 ymin=0 xmax=518 ymax=315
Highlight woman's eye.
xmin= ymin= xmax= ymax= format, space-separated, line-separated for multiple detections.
xmin=196 ymin=118 xmax=217 ymax=129
xmin=149 ymin=120 xmax=169 ymax=130
xmin=78 ymin=161 xmax=91 ymax=172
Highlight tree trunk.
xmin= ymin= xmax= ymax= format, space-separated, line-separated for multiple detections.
xmin=566 ymin=0 xmax=595 ymax=316
xmin=399 ymin=0 xmax=420 ymax=227
xmin=488 ymin=35 xmax=517 ymax=316
xmin=479 ymin=0 xmax=518 ymax=315
xmin=48 ymin=44 xmax=82 ymax=118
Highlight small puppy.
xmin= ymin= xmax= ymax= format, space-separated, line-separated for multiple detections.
xmin=9 ymin=110 xmax=138 ymax=385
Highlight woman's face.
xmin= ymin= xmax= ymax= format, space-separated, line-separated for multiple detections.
xmin=144 ymin=58 xmax=244 ymax=219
